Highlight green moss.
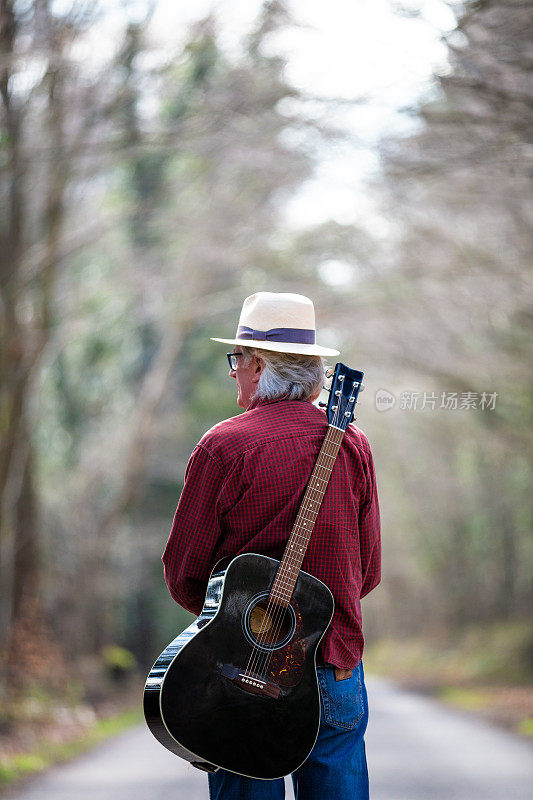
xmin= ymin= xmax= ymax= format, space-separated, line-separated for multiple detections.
xmin=518 ymin=718 xmax=533 ymax=736
xmin=437 ymin=687 xmax=491 ymax=711
xmin=0 ymin=753 xmax=49 ymax=785
xmin=102 ymin=646 xmax=136 ymax=672
xmin=0 ymin=708 xmax=142 ymax=788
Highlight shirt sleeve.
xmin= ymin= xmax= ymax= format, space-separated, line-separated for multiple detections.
xmin=162 ymin=444 xmax=226 ymax=615
xmin=359 ymin=446 xmax=381 ymax=599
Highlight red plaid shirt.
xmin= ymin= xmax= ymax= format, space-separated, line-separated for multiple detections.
xmin=162 ymin=396 xmax=381 ymax=669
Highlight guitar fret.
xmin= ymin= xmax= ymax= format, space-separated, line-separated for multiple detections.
xmin=278 ymin=566 xmax=300 ymax=577
xmin=276 ymin=581 xmax=297 ymax=591
xmin=273 ymin=575 xmax=296 ymax=592
xmin=276 ymin=566 xmax=302 ymax=580
xmin=277 ymin=586 xmax=294 ymax=600
xmin=275 ymin=572 xmax=296 ymax=581
xmin=274 ymin=584 xmax=296 ymax=594
xmin=274 ymin=580 xmax=294 ymax=590
xmin=272 ymin=583 xmax=292 ymax=593
xmin=295 ymin=517 xmax=316 ymax=525
xmin=282 ymin=555 xmax=304 ymax=565
xmin=275 ymin=581 xmax=296 ymax=591
xmin=274 ymin=572 xmax=297 ymax=582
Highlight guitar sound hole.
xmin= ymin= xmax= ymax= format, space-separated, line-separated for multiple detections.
xmin=243 ymin=594 xmax=296 ymax=652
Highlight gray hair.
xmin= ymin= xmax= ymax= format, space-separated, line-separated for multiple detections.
xmin=241 ymin=347 xmax=325 ymax=402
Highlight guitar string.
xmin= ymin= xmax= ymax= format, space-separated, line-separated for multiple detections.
xmin=253 ymin=440 xmax=342 ymax=680
xmin=244 ymin=378 xmax=359 ymax=681
xmin=252 ymin=395 xmax=352 ymax=680
xmin=242 ymin=400 xmax=344 ymax=681
xmin=256 ymin=381 xmax=359 ymax=680
xmin=244 ymin=399 xmax=346 ymax=679
xmin=243 ymin=441 xmax=342 ymax=680
xmin=254 ymin=383 xmax=357 ymax=680
xmin=244 ymin=391 xmax=350 ymax=681
xmin=245 ymin=434 xmax=343 ymax=680
xmin=244 ymin=444 xmax=342 ymax=680
xmin=248 ymin=383 xmax=357 ymax=681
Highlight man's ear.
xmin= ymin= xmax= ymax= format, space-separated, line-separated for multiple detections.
xmin=251 ymin=357 xmax=264 ymax=384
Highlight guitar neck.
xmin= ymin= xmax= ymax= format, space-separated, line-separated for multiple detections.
xmin=270 ymin=424 xmax=345 ymax=606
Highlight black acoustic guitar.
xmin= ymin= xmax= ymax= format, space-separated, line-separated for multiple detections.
xmin=144 ymin=363 xmax=364 ymax=779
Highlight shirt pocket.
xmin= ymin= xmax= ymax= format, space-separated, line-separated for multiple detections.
xmin=317 ymin=663 xmax=365 ymax=730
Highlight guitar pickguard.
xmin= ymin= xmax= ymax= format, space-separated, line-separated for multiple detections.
xmin=266 ymin=599 xmax=305 ymax=688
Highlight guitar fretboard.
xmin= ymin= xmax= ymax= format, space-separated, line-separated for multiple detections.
xmin=270 ymin=425 xmax=345 ymax=606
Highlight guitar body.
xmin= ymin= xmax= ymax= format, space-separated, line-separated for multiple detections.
xmin=144 ymin=553 xmax=334 ymax=779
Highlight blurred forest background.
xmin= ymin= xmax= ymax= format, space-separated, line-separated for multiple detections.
xmin=0 ymin=0 xmax=532 ymax=773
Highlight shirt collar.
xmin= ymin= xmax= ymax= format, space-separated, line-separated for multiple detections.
xmin=246 ymin=395 xmax=312 ymax=411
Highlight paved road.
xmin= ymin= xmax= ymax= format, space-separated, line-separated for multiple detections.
xmin=365 ymin=677 xmax=533 ymax=800
xmin=5 ymin=677 xmax=533 ymax=800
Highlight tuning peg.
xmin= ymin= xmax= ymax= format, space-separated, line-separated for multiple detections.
xmin=325 ymin=368 xmax=334 ymax=378
xmin=318 ymin=401 xmax=327 ymax=408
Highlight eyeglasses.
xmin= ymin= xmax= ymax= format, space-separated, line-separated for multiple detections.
xmin=227 ymin=352 xmax=243 ymax=370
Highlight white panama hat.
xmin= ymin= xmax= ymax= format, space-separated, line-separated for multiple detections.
xmin=211 ymin=292 xmax=339 ymax=357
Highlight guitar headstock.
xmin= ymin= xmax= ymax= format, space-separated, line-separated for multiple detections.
xmin=322 ymin=362 xmax=364 ymax=430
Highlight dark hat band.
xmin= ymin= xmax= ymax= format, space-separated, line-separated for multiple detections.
xmin=237 ymin=325 xmax=315 ymax=345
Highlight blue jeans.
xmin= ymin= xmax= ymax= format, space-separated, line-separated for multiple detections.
xmin=208 ymin=661 xmax=369 ymax=800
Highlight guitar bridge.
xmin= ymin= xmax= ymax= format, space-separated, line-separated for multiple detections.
xmin=220 ymin=664 xmax=281 ymax=699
